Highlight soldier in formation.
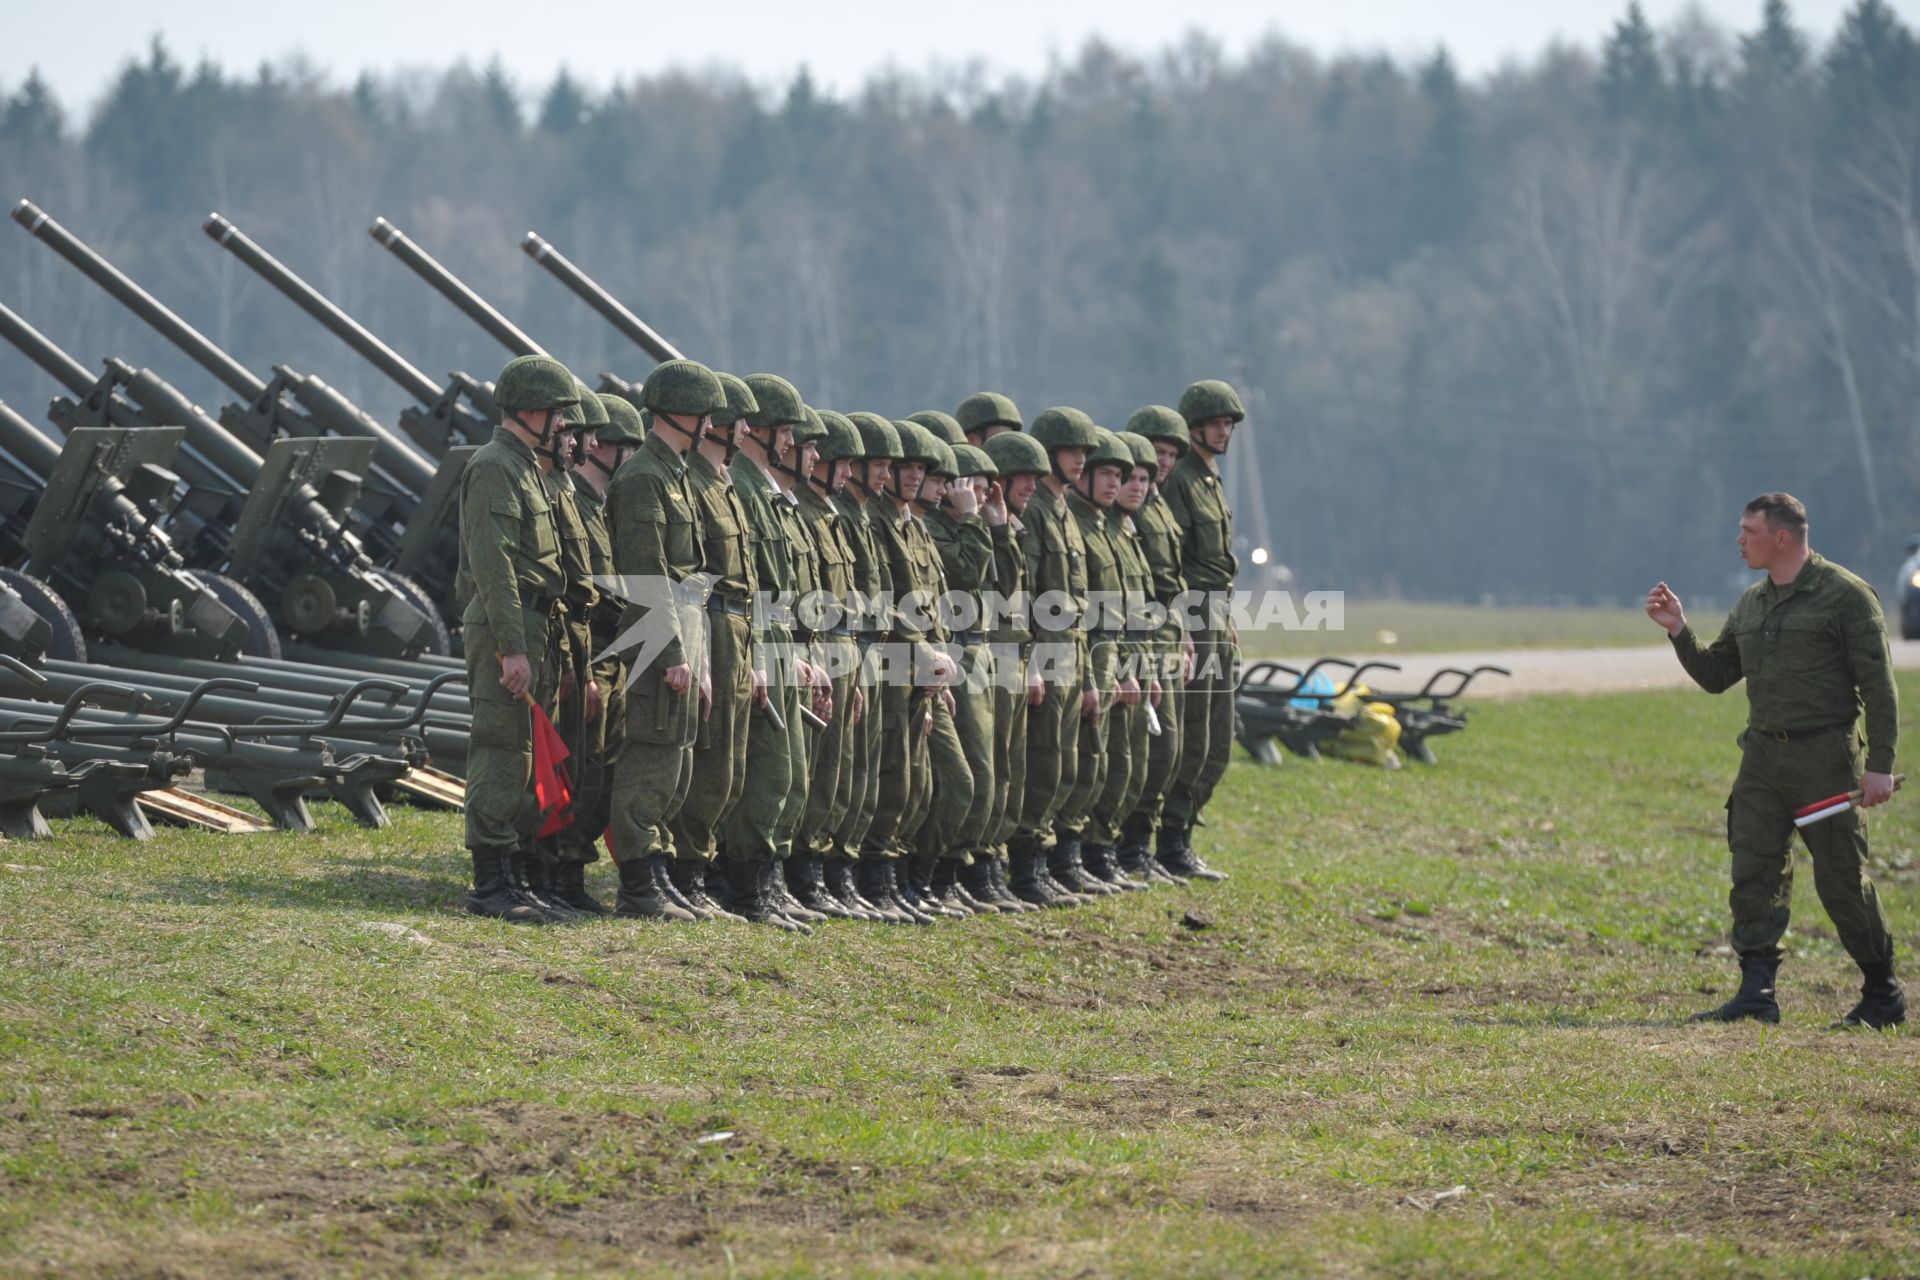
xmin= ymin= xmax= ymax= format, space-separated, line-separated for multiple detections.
xmin=456 ymin=350 xmax=1250 ymax=927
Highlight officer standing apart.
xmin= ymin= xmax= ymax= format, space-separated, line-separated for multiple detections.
xmin=1649 ymin=493 xmax=1906 ymax=1029
xmin=458 ymin=354 xmax=579 ymax=924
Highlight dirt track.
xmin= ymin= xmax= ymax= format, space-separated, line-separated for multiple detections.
xmin=1302 ymin=640 xmax=1920 ymax=700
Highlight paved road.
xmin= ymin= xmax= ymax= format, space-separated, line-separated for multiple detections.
xmin=1275 ymin=640 xmax=1920 ymax=700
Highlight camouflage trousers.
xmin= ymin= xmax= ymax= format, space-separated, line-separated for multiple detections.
xmin=725 ymin=631 xmax=807 ymax=864
xmin=833 ymin=641 xmax=884 ymax=857
xmin=985 ymin=644 xmax=1028 ymax=855
xmin=864 ymin=681 xmax=932 ymax=859
xmin=608 ymin=603 xmax=705 ymax=864
xmin=1726 ymin=727 xmax=1895 ymax=966
xmin=668 ymin=611 xmax=752 ymax=864
xmin=803 ymin=635 xmax=860 ymax=853
xmin=1162 ymin=617 xmax=1236 ymax=836
xmin=463 ymin=605 xmax=560 ymax=856
xmin=1124 ymin=638 xmax=1184 ymax=835
xmin=1090 ymin=694 xmax=1148 ymax=847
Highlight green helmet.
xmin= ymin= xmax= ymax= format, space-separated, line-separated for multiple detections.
xmin=572 ymin=380 xmax=609 ymax=428
xmin=1085 ymin=427 xmax=1132 ymax=474
xmin=598 ymin=391 xmax=647 ymax=445
xmin=983 ymin=431 xmax=1048 ymax=477
xmin=925 ymin=439 xmax=959 ymax=477
xmin=892 ymin=420 xmax=943 ymax=466
xmin=1125 ymin=404 xmax=1190 ymax=455
xmin=848 ymin=412 xmax=903 ymax=460
xmin=955 ymin=391 xmax=1023 ymax=435
xmin=641 ymin=359 xmax=726 ymax=417
xmin=1028 ymin=406 xmax=1100 ymax=452
xmin=1179 ymin=379 xmax=1246 ymax=426
xmin=817 ymin=410 xmax=864 ymax=465
xmin=714 ymin=372 xmax=760 ymax=427
xmin=1121 ymin=432 xmax=1157 ymax=471
xmin=794 ymin=405 xmax=828 ymax=445
xmin=951 ymin=443 xmax=998 ymax=478
xmin=908 ymin=410 xmax=966 ymax=447
xmin=744 ymin=373 xmax=805 ymax=428
xmin=494 ymin=354 xmax=581 ymax=412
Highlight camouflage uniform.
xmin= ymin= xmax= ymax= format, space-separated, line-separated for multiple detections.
xmin=457 ymin=354 xmax=578 ymax=923
xmin=1159 ymin=382 xmax=1242 ymax=878
xmin=604 ymin=360 xmax=721 ymax=920
xmin=1672 ymin=553 xmax=1898 ymax=969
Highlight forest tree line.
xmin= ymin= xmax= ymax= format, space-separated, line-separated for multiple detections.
xmin=3 ymin=0 xmax=1920 ymax=605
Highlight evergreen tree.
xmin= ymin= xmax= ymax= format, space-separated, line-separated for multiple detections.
xmin=1825 ymin=0 xmax=1918 ymax=117
xmin=480 ymin=58 xmax=521 ymax=132
xmin=538 ymin=69 xmax=589 ymax=133
xmin=1740 ymin=0 xmax=1810 ymax=82
xmin=2 ymin=70 xmax=64 ymax=145
xmin=1601 ymin=3 xmax=1664 ymax=120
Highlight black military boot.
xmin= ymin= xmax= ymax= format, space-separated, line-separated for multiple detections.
xmin=794 ymin=854 xmax=852 ymax=919
xmin=825 ymin=857 xmax=882 ymax=921
xmin=1833 ymin=961 xmax=1908 ymax=1030
xmin=931 ymin=858 xmax=982 ymax=916
xmin=466 ymin=849 xmax=549 ymax=924
xmin=956 ymin=857 xmax=1007 ymax=913
xmin=1690 ymin=952 xmax=1781 ymax=1024
xmin=615 ymin=855 xmax=696 ymax=922
xmin=1156 ymin=828 xmax=1216 ymax=883
xmin=1009 ymin=839 xmax=1068 ymax=908
xmin=774 ymin=857 xmax=829 ymax=925
xmin=852 ymin=859 xmax=905 ymax=923
xmin=1114 ymin=831 xmax=1163 ymax=886
xmin=986 ymin=853 xmax=1038 ymax=911
xmin=677 ymin=860 xmax=746 ymax=923
xmin=1050 ymin=834 xmax=1107 ymax=896
xmin=911 ymin=856 xmax=965 ymax=918
xmin=1088 ymin=842 xmax=1148 ymax=891
xmin=516 ymin=855 xmax=583 ymax=921
xmin=882 ymin=860 xmax=936 ymax=924
xmin=552 ymin=861 xmax=612 ymax=916
xmin=724 ymin=860 xmax=809 ymax=934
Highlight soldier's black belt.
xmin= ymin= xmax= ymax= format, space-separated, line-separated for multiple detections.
xmin=798 ymin=622 xmax=860 ymax=641
xmin=1757 ymin=723 xmax=1854 ymax=744
xmin=525 ymin=594 xmax=565 ymax=618
xmin=953 ymin=629 xmax=987 ymax=646
xmin=707 ymin=595 xmax=751 ymax=618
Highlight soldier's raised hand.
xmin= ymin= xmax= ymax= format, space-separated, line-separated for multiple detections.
xmin=1645 ymin=582 xmax=1687 ymax=636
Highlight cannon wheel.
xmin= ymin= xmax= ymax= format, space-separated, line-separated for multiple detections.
xmin=377 ymin=570 xmax=453 ymax=657
xmin=0 ymin=568 xmax=87 ymax=662
xmin=195 ymin=571 xmax=283 ymax=660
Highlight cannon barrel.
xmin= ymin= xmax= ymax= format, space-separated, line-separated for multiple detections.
xmin=206 ymin=212 xmax=443 ymax=405
xmin=0 ymin=300 xmax=260 ymax=493
xmin=520 ymin=231 xmax=682 ymax=365
xmin=13 ymin=199 xmax=265 ymax=401
xmin=13 ymin=201 xmax=434 ymax=501
xmin=0 ymin=298 xmax=96 ymax=392
xmin=369 ymin=216 xmax=544 ymax=358
xmin=0 ymin=397 xmax=62 ymax=478
xmin=204 ymin=212 xmax=493 ymax=452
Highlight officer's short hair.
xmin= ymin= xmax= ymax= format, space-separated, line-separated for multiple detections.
xmin=1744 ymin=492 xmax=1808 ymax=541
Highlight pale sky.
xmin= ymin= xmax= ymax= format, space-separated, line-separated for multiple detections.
xmin=3 ymin=0 xmax=1898 ymax=115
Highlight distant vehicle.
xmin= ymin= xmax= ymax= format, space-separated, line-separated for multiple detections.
xmin=1898 ymin=537 xmax=1920 ymax=640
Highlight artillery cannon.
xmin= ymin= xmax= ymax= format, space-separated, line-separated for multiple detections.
xmin=8 ymin=205 xmax=457 ymax=654
xmin=0 ymin=402 xmax=254 ymax=660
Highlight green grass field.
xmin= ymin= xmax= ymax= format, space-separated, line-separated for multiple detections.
xmin=1248 ymin=600 xmax=1729 ymax=657
xmin=2 ymin=679 xmax=1917 ymax=1277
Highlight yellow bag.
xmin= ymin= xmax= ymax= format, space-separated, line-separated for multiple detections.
xmin=1326 ymin=683 xmax=1403 ymax=768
